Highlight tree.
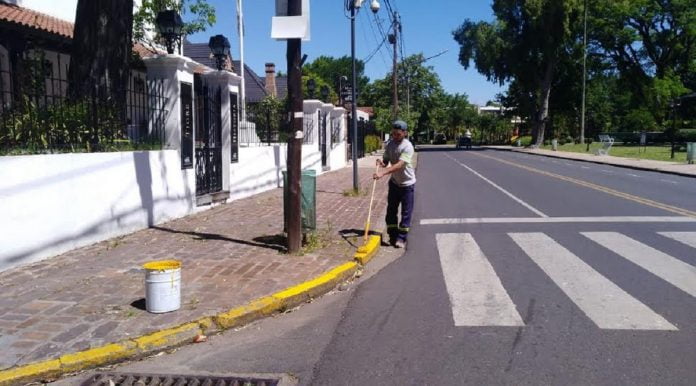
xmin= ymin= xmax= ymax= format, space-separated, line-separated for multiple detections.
xmin=133 ymin=0 xmax=216 ymax=47
xmin=68 ymin=0 xmax=134 ymax=143
xmin=590 ymin=0 xmax=695 ymax=123
xmin=303 ymin=56 xmax=369 ymax=105
xmin=363 ymin=53 xmax=446 ymax=138
xmin=453 ymin=0 xmax=584 ymax=146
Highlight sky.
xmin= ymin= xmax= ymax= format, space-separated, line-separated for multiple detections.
xmin=188 ymin=0 xmax=504 ymax=106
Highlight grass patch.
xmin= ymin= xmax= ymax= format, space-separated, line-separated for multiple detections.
xmin=342 ymin=188 xmax=367 ymax=197
xmin=541 ymin=143 xmax=688 ymax=162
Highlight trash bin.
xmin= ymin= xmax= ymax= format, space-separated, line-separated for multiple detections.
xmin=283 ymin=169 xmax=317 ymax=232
xmin=551 ymin=139 xmax=558 ymax=151
xmin=687 ymin=142 xmax=695 ymax=164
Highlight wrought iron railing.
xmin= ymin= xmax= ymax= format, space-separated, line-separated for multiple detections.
xmin=0 ymin=50 xmax=165 ymax=155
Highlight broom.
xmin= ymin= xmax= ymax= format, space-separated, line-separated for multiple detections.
xmin=357 ymin=163 xmax=380 ymax=253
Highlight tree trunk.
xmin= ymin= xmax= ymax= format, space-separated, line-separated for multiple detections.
xmin=68 ymin=0 xmax=134 ymax=142
xmin=532 ymin=61 xmax=556 ymax=147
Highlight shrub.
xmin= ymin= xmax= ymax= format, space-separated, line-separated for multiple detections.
xmin=364 ymin=134 xmax=382 ymax=154
xmin=510 ymin=135 xmax=532 ymax=147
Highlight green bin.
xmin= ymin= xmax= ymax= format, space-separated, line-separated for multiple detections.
xmin=283 ymin=169 xmax=317 ymax=232
xmin=687 ymin=142 xmax=695 ymax=164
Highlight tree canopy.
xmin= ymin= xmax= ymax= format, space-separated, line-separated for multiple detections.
xmin=133 ymin=0 xmax=216 ymax=44
xmin=453 ymin=0 xmax=584 ymax=146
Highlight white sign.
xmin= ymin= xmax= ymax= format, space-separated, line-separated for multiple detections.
xmin=272 ymin=0 xmax=311 ymax=40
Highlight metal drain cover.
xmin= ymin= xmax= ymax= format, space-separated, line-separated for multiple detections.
xmin=80 ymin=372 xmax=281 ymax=386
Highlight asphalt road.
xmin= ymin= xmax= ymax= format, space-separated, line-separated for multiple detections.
xmin=57 ymin=146 xmax=696 ymax=385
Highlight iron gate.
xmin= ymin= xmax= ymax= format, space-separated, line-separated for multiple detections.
xmin=194 ymin=74 xmax=223 ymax=196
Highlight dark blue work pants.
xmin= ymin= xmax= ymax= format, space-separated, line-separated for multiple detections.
xmin=386 ymin=180 xmax=415 ymax=242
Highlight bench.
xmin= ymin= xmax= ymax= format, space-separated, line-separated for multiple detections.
xmin=596 ymin=134 xmax=614 ymax=155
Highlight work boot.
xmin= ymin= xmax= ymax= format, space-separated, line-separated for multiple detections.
xmin=394 ymin=240 xmax=406 ymax=249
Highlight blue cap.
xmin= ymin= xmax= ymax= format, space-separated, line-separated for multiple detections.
xmin=392 ymin=120 xmax=407 ymax=131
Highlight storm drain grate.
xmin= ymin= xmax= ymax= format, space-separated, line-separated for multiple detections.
xmin=80 ymin=372 xmax=281 ymax=386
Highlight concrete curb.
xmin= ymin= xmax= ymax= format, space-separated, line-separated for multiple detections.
xmin=0 ymin=235 xmax=384 ymax=385
xmin=486 ymin=146 xmax=696 ymax=178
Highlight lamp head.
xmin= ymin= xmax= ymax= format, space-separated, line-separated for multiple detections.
xmin=370 ymin=0 xmax=380 ymax=13
xmin=209 ymin=34 xmax=231 ymax=70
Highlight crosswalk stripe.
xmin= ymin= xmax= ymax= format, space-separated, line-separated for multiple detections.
xmin=509 ymin=233 xmax=677 ymax=330
xmin=435 ymin=233 xmax=524 ymax=327
xmin=659 ymin=232 xmax=696 ymax=250
xmin=583 ymin=232 xmax=696 ymax=299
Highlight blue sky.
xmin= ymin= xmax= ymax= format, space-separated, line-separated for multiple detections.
xmin=188 ymin=0 xmax=503 ymax=106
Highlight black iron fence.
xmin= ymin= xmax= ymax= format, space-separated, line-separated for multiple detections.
xmin=0 ymin=50 xmax=166 ymax=155
xmin=237 ymin=98 xmax=350 ymax=148
xmin=240 ymin=100 xmax=288 ymax=146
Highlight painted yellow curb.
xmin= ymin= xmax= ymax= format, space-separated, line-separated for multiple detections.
xmin=133 ymin=322 xmax=203 ymax=353
xmin=59 ymin=343 xmax=136 ymax=373
xmin=214 ymin=296 xmax=282 ymax=329
xmin=354 ymin=235 xmax=381 ymax=265
xmin=273 ymin=262 xmax=358 ymax=305
xmin=0 ymin=359 xmax=61 ymax=386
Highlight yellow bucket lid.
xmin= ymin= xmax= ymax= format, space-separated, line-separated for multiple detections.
xmin=143 ymin=260 xmax=181 ymax=271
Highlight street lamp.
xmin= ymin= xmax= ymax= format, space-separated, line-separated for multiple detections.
xmin=209 ymin=34 xmax=231 ymax=71
xmin=306 ymin=78 xmax=316 ymax=99
xmin=320 ymin=85 xmax=330 ymax=102
xmin=155 ymin=10 xmax=184 ymax=55
xmin=347 ymin=0 xmax=380 ymax=190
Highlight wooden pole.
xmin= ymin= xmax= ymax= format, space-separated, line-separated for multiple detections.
xmin=286 ymin=0 xmax=303 ymax=253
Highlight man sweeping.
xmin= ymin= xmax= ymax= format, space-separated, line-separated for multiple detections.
xmin=373 ymin=120 xmax=416 ymax=248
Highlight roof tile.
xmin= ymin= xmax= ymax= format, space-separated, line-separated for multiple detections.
xmin=0 ymin=3 xmax=73 ymax=38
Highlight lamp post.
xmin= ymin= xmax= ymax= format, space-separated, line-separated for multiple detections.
xmin=209 ymin=35 xmax=231 ymax=71
xmin=670 ymin=99 xmax=681 ymax=159
xmin=320 ymin=85 xmax=330 ymax=102
xmin=155 ymin=10 xmax=184 ymax=55
xmin=347 ymin=0 xmax=380 ymax=191
xmin=306 ymin=78 xmax=316 ymax=99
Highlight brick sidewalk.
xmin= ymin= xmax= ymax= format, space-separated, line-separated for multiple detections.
xmin=0 ymin=156 xmax=390 ymax=371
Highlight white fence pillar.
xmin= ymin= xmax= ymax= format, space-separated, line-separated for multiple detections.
xmin=143 ymin=55 xmax=196 ymax=155
xmin=203 ymin=71 xmax=242 ymax=193
xmin=330 ymin=107 xmax=347 ymax=170
xmin=303 ymin=100 xmax=323 ymax=145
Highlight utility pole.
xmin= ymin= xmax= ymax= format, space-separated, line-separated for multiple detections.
xmin=390 ymin=13 xmax=399 ymax=119
xmin=580 ymin=0 xmax=587 ymax=144
xmin=348 ymin=0 xmax=380 ymax=191
xmin=286 ymin=0 xmax=303 ymax=253
xmin=350 ymin=3 xmax=359 ymax=191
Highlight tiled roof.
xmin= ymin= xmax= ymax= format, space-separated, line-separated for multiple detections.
xmin=184 ymin=41 xmax=234 ymax=72
xmin=232 ymin=60 xmax=268 ymax=104
xmin=0 ymin=2 xmax=162 ymax=59
xmin=0 ymin=2 xmax=73 ymax=38
xmin=275 ymin=76 xmax=288 ymax=100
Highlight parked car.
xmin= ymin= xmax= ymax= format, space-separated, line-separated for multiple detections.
xmin=432 ymin=133 xmax=447 ymax=145
xmin=456 ymin=136 xmax=472 ymax=149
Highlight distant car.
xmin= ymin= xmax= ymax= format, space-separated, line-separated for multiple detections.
xmin=456 ymin=136 xmax=472 ymax=149
xmin=432 ymin=133 xmax=447 ymax=145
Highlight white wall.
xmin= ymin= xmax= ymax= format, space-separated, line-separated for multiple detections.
xmin=228 ymin=144 xmax=323 ymax=202
xmin=0 ymin=150 xmax=196 ymax=271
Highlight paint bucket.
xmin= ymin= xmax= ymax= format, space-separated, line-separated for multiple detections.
xmin=143 ymin=260 xmax=181 ymax=313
